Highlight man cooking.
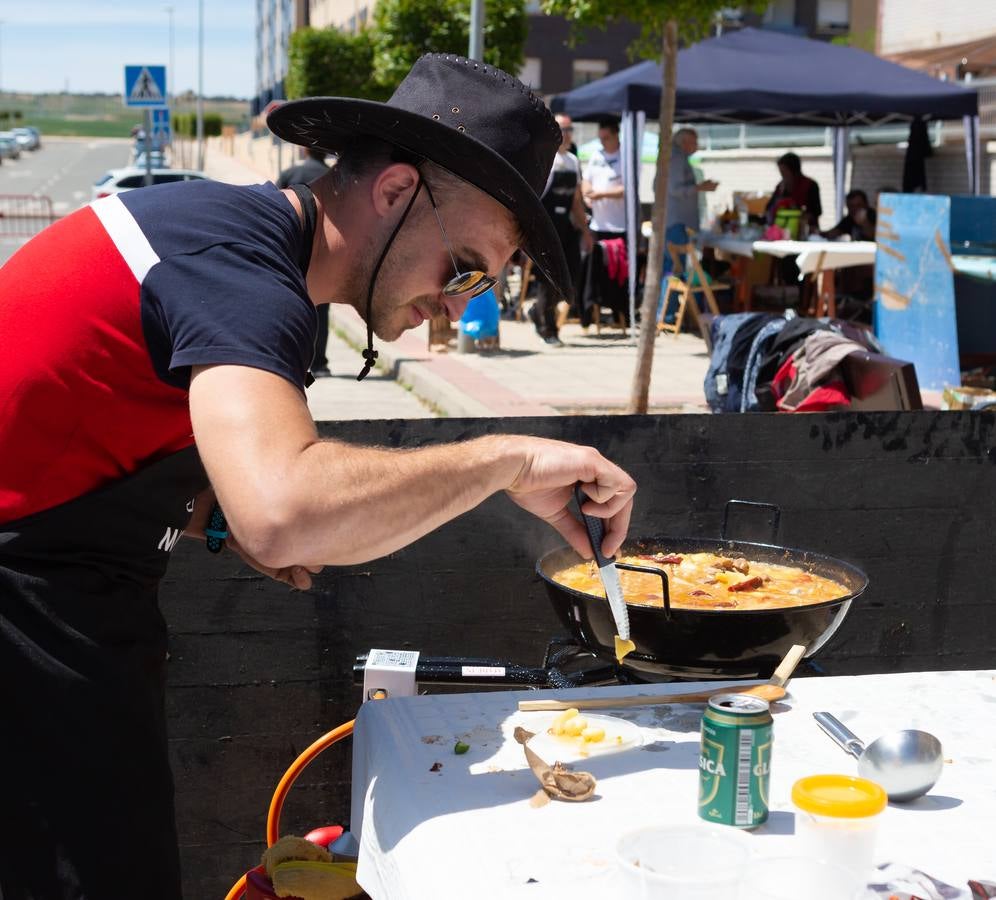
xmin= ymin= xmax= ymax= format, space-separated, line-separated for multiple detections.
xmin=0 ymin=54 xmax=636 ymax=898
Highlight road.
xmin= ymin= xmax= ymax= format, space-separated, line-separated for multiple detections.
xmin=0 ymin=137 xmax=131 ymax=265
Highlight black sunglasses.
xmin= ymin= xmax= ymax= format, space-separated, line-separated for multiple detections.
xmin=422 ymin=178 xmax=498 ymax=299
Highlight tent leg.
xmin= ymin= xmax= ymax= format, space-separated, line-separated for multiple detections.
xmin=832 ymin=126 xmax=849 ymax=223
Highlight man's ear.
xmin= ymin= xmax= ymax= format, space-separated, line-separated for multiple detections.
xmin=370 ymin=163 xmax=419 ymax=218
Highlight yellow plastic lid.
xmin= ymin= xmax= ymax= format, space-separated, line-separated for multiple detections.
xmin=791 ymin=774 xmax=888 ymax=818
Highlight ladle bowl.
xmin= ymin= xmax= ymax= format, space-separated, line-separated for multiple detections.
xmin=814 ymin=712 xmax=943 ymax=803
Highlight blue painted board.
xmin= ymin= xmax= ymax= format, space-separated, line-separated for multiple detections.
xmin=874 ymin=193 xmax=960 ymax=393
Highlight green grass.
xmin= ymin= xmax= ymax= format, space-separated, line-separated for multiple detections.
xmin=0 ymin=92 xmax=249 ymax=138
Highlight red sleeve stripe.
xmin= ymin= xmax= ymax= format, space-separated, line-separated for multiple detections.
xmin=89 ymin=195 xmax=160 ymax=282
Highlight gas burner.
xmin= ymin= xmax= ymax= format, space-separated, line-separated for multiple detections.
xmin=355 ymin=638 xmax=700 ymax=702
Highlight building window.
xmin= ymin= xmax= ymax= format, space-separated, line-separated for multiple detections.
xmin=817 ymin=0 xmax=849 ymax=31
xmin=572 ymin=58 xmax=608 ymax=88
xmin=519 ymin=57 xmax=542 ymax=91
xmin=763 ymin=0 xmax=795 ymax=29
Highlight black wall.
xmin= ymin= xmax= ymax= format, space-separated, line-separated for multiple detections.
xmin=162 ymin=411 xmax=996 ymax=896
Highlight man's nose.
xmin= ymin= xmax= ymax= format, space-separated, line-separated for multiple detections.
xmin=441 ymin=295 xmax=470 ymax=322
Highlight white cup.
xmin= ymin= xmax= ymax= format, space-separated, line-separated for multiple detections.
xmin=615 ymin=823 xmax=752 ymax=900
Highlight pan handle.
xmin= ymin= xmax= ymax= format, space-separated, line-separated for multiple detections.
xmin=615 ymin=562 xmax=671 ymax=621
xmin=722 ymin=500 xmax=782 ymax=544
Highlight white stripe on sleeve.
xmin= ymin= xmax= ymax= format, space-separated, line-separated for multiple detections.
xmin=90 ymin=195 xmax=161 ymax=283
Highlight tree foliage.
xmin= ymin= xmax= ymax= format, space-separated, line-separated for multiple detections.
xmin=372 ymin=0 xmax=527 ymax=94
xmin=539 ymin=0 xmax=768 ymax=57
xmin=286 ymin=26 xmax=390 ymax=101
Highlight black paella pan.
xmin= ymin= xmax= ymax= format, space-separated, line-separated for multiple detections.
xmin=536 ymin=501 xmax=869 ymax=680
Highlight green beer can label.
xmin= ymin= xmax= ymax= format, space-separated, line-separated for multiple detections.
xmin=698 ymin=693 xmax=772 ymax=828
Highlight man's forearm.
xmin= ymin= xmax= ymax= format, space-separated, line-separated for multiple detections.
xmin=227 ymin=435 xmax=523 ymax=568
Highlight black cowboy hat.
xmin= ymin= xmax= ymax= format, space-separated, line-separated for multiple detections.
xmin=267 ymin=53 xmax=571 ymax=301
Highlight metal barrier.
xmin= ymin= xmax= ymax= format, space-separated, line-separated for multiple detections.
xmin=0 ymin=194 xmax=56 ymax=237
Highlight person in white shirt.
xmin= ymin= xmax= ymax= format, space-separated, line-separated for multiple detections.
xmin=582 ymin=117 xmax=626 ymax=241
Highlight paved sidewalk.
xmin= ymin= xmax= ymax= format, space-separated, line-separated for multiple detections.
xmin=331 ymin=306 xmax=710 ymax=417
xmin=204 ymin=143 xmax=711 ymax=418
xmin=309 ymin=332 xmax=436 ymax=420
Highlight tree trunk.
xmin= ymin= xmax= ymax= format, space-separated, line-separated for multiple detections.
xmin=627 ymin=18 xmax=678 ymax=415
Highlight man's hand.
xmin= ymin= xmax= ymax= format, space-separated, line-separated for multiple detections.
xmin=227 ymin=532 xmax=324 ymax=590
xmin=698 ymin=179 xmax=719 ymax=192
xmin=504 ymin=438 xmax=636 ymax=559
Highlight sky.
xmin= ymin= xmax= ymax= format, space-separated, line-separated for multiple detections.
xmin=0 ymin=1 xmax=256 ymax=98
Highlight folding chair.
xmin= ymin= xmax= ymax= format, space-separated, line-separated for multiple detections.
xmin=657 ymin=239 xmax=727 ymax=338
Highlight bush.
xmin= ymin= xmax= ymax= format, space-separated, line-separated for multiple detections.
xmin=286 ymin=27 xmax=389 ymax=101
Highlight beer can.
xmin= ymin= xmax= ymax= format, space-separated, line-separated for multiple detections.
xmin=698 ymin=693 xmax=772 ymax=828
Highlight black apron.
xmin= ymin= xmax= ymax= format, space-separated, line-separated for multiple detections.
xmin=0 ymin=183 xmax=318 ymax=899
xmin=0 ymin=447 xmax=208 ymax=899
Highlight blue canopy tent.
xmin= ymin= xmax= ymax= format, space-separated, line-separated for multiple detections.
xmin=552 ymin=28 xmax=980 ymax=330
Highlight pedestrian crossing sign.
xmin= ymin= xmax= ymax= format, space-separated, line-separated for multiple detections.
xmin=124 ymin=65 xmax=167 ymax=108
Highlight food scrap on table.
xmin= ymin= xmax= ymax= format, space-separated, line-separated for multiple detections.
xmin=429 ymin=761 xmax=442 ymax=772
xmin=454 ymin=740 xmax=470 ymax=754
xmin=513 ymin=725 xmax=596 ymax=807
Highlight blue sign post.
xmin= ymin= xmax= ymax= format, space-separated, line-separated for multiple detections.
xmin=151 ymin=108 xmax=171 ymax=149
xmin=123 ymin=66 xmax=167 ymax=108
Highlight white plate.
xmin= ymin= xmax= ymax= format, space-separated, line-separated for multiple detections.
xmin=521 ymin=712 xmax=643 ymax=761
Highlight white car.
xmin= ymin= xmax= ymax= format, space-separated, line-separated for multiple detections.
xmin=12 ymin=127 xmax=39 ymax=151
xmin=91 ymin=166 xmax=209 ymax=201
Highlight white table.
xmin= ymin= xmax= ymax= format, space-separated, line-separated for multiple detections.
xmin=350 ymin=670 xmax=996 ymax=899
xmin=752 ymin=239 xmax=877 ymax=277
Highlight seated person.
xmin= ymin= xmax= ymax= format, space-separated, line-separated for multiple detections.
xmin=823 ymin=189 xmax=876 ymax=241
xmin=765 ymin=152 xmax=822 ymax=233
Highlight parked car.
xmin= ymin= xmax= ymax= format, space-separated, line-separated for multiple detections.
xmin=0 ymin=133 xmax=21 ymax=160
xmin=12 ymin=127 xmax=40 ymax=151
xmin=91 ymin=166 xmax=210 ymax=201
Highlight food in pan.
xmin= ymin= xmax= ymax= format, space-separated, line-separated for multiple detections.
xmin=553 ymin=551 xmax=848 ymax=610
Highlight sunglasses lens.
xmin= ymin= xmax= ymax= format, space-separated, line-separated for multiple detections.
xmin=444 ymin=271 xmax=491 ymax=297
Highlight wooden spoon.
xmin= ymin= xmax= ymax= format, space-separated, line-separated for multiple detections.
xmin=517 ymin=644 xmax=806 ymax=713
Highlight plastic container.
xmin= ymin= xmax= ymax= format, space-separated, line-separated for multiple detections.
xmin=791 ymin=774 xmax=887 ymax=891
xmin=740 ymin=856 xmax=867 ymax=900
xmin=615 ymin=823 xmax=751 ymax=899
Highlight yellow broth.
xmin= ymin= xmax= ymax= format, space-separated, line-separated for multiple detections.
xmin=553 ymin=551 xmax=848 ymax=611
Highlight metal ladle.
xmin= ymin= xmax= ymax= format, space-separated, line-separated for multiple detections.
xmin=813 ymin=712 xmax=944 ymax=803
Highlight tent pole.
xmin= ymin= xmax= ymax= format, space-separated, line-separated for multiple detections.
xmin=622 ymin=109 xmax=644 ymax=346
xmin=962 ymin=114 xmax=980 ymax=195
xmin=832 ymin=126 xmax=849 ymax=223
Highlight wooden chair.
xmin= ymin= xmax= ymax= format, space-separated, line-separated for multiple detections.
xmin=657 ymin=239 xmax=728 ymax=338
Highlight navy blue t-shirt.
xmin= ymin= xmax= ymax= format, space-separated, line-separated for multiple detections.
xmin=122 ymin=179 xmax=318 ymax=391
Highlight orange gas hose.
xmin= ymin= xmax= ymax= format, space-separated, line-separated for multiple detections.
xmin=266 ymin=719 xmax=355 ymax=846
xmin=222 ymin=717 xmax=356 ymax=899
xmin=223 ymin=874 xmax=247 ymax=900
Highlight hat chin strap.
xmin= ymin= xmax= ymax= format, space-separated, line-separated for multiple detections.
xmin=357 ymin=177 xmax=424 ymax=381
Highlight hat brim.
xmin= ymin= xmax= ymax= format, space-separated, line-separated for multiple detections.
xmin=268 ymin=98 xmax=573 ymax=301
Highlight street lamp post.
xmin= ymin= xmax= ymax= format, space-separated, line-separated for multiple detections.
xmin=196 ymin=0 xmax=205 ymax=170
xmin=164 ymin=6 xmax=174 ymax=111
